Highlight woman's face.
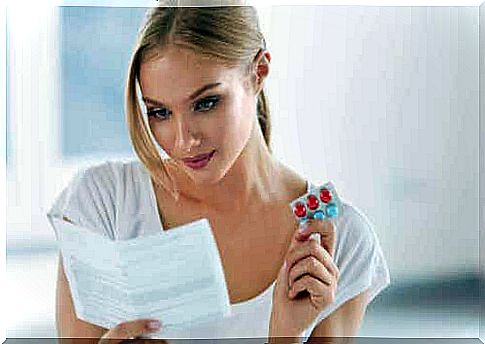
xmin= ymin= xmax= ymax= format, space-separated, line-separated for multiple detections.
xmin=139 ymin=46 xmax=259 ymax=185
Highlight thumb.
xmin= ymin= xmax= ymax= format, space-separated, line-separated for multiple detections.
xmin=298 ymin=220 xmax=336 ymax=257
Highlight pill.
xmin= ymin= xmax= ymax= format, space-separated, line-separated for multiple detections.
xmin=326 ymin=203 xmax=338 ymax=217
xmin=313 ymin=211 xmax=325 ymax=220
xmin=320 ymin=188 xmax=332 ymax=203
xmin=293 ymin=202 xmax=307 ymax=218
xmin=306 ymin=194 xmax=319 ymax=210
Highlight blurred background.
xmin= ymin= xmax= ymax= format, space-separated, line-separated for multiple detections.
xmin=5 ymin=3 xmax=481 ymax=339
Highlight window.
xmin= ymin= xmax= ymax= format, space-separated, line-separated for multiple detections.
xmin=59 ymin=7 xmax=147 ymax=159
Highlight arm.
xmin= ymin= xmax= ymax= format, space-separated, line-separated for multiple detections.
xmin=56 ymin=253 xmax=107 ymax=342
xmin=306 ymin=289 xmax=370 ymax=344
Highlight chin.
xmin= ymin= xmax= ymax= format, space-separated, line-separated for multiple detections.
xmin=190 ymin=169 xmax=226 ymax=186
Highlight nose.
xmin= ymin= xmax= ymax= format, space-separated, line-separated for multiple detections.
xmin=173 ymin=115 xmax=201 ymax=154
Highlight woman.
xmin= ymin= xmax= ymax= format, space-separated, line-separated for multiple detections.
xmin=48 ymin=4 xmax=390 ymax=343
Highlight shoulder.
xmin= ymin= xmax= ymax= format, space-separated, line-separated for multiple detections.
xmin=330 ymin=200 xmax=383 ymax=270
xmin=47 ymin=158 xmax=145 ymax=240
xmin=73 ymin=158 xmax=149 ymax=196
xmin=78 ymin=158 xmax=142 ymax=182
xmin=335 ymin=201 xmax=378 ymax=250
xmin=275 ymin=163 xmax=308 ymax=202
xmin=330 ymin=199 xmax=390 ymax=300
xmin=71 ymin=157 xmax=150 ymax=215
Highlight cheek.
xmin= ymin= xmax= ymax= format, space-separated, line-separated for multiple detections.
xmin=148 ymin=121 xmax=173 ymax=151
xmin=234 ymin=95 xmax=256 ymax=134
xmin=213 ymin=103 xmax=252 ymax=155
xmin=219 ymin=102 xmax=248 ymax=138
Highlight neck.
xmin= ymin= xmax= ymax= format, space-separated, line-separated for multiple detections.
xmin=173 ymin=121 xmax=281 ymax=212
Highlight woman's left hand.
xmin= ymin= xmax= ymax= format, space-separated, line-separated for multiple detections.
xmin=269 ymin=219 xmax=339 ymax=339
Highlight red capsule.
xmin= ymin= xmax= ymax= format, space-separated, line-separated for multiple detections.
xmin=320 ymin=188 xmax=332 ymax=203
xmin=293 ymin=202 xmax=307 ymax=218
xmin=306 ymin=194 xmax=319 ymax=210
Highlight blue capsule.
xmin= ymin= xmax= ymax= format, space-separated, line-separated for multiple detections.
xmin=313 ymin=211 xmax=326 ymax=220
xmin=326 ymin=203 xmax=339 ymax=218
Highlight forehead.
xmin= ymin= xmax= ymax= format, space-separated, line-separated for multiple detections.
xmin=139 ymin=47 xmax=242 ymax=99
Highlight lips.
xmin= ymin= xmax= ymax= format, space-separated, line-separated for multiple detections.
xmin=182 ymin=150 xmax=215 ymax=163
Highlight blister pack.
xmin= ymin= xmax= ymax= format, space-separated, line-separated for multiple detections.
xmin=289 ymin=181 xmax=343 ymax=226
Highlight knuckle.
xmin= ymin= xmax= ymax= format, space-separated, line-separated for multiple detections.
xmin=329 ymin=272 xmax=336 ymax=286
xmin=291 ymin=279 xmax=299 ymax=293
xmin=325 ymin=287 xmax=335 ymax=302
xmin=309 ymin=256 xmax=319 ymax=270
xmin=291 ymin=277 xmax=299 ymax=290
xmin=309 ymin=241 xmax=319 ymax=255
xmin=310 ymin=275 xmax=318 ymax=287
xmin=302 ymin=274 xmax=311 ymax=284
xmin=331 ymin=276 xmax=337 ymax=289
xmin=324 ymin=274 xmax=332 ymax=287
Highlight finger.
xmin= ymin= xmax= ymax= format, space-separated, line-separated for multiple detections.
xmin=288 ymin=255 xmax=334 ymax=290
xmin=286 ymin=238 xmax=340 ymax=280
xmin=276 ymin=257 xmax=291 ymax=297
xmin=289 ymin=274 xmax=330 ymax=299
xmin=100 ymin=319 xmax=161 ymax=342
xmin=309 ymin=232 xmax=321 ymax=246
xmin=297 ymin=218 xmax=335 ymax=240
xmin=297 ymin=219 xmax=336 ymax=257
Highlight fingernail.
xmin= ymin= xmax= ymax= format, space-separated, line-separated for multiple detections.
xmin=147 ymin=320 xmax=161 ymax=330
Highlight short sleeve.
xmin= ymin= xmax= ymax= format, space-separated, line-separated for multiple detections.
xmin=46 ymin=162 xmax=118 ymax=241
xmin=305 ymin=202 xmax=391 ymax=335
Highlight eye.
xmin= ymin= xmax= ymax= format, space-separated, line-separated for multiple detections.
xmin=193 ymin=96 xmax=220 ymax=112
xmin=146 ymin=107 xmax=171 ymax=121
xmin=145 ymin=95 xmax=221 ymax=119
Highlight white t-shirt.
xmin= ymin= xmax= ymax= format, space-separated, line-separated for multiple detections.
xmin=47 ymin=159 xmax=391 ymax=340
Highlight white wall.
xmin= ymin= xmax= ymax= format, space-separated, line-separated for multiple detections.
xmin=259 ymin=6 xmax=479 ymax=282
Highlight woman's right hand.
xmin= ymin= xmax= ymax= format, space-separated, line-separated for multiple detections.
xmin=98 ymin=318 xmax=163 ymax=343
xmin=269 ymin=219 xmax=339 ymax=338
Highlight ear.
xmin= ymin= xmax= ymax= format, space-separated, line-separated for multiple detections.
xmin=251 ymin=49 xmax=271 ymax=95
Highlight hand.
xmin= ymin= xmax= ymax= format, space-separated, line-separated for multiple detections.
xmin=269 ymin=219 xmax=339 ymax=339
xmin=98 ymin=318 xmax=167 ymax=344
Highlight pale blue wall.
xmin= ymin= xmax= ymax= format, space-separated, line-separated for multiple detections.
xmin=59 ymin=7 xmax=146 ymax=159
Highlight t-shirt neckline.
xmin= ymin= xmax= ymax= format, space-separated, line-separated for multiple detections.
xmin=141 ymin=162 xmax=310 ymax=306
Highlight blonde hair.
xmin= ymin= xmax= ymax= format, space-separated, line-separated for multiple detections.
xmin=125 ymin=4 xmax=271 ymax=200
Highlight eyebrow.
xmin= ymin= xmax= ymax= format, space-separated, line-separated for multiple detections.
xmin=142 ymin=82 xmax=222 ymax=107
